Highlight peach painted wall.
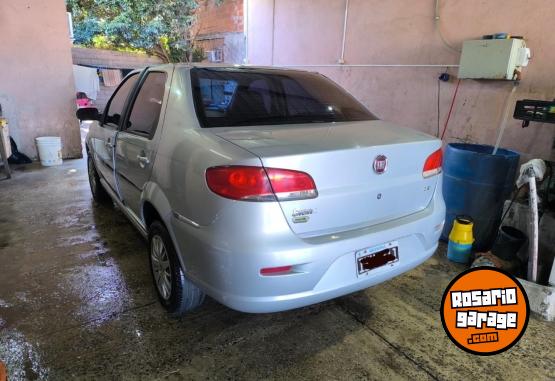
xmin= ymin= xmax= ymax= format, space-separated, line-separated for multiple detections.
xmin=247 ymin=0 xmax=555 ymax=160
xmin=0 ymin=0 xmax=81 ymax=159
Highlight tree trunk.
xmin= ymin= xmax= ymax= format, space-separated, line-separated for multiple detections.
xmin=151 ymin=44 xmax=171 ymax=63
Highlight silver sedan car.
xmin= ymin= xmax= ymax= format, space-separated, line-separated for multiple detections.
xmin=78 ymin=64 xmax=445 ymax=315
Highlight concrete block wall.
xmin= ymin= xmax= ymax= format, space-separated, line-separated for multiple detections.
xmin=223 ymin=32 xmax=246 ymax=64
xmin=72 ymin=47 xmax=163 ymax=69
xmin=196 ymin=37 xmax=226 ymax=55
xmin=196 ymin=32 xmax=245 ymax=64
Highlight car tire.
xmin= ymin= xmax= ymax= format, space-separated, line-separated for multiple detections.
xmin=87 ymin=154 xmax=111 ymax=204
xmin=148 ymin=220 xmax=205 ymax=316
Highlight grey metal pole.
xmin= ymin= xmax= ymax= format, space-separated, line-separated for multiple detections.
xmin=527 ymin=169 xmax=539 ymax=282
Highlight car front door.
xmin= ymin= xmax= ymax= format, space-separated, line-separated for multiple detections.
xmin=92 ymin=72 xmax=140 ymax=193
xmin=114 ymin=70 xmax=170 ymax=216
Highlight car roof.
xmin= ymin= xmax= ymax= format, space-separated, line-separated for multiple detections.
xmin=175 ymin=62 xmax=292 ymax=70
xmin=125 ymin=63 xmax=317 ymax=79
xmin=177 ymin=63 xmax=315 ymax=75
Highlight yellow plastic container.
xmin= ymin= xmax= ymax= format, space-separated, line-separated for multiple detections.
xmin=449 ymin=216 xmax=474 ymax=245
xmin=447 ymin=216 xmax=474 ymax=263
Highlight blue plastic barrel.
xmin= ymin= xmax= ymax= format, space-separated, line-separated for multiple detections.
xmin=441 ymin=143 xmax=520 ymax=251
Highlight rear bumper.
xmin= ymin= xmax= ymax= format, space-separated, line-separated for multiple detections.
xmin=170 ymin=183 xmax=445 ymax=313
xmin=205 ymin=242 xmax=437 ymax=313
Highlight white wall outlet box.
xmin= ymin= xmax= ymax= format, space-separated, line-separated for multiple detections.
xmin=458 ymin=39 xmax=528 ymax=80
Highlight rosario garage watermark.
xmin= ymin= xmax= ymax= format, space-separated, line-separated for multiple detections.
xmin=441 ymin=268 xmax=529 ymax=355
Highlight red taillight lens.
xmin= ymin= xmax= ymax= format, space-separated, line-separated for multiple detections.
xmin=205 ymin=166 xmax=317 ymax=201
xmin=265 ymin=168 xmax=317 ymax=201
xmin=206 ymin=166 xmax=274 ymax=201
xmin=423 ymin=149 xmax=443 ymax=178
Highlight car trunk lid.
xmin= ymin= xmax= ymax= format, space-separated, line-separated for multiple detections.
xmin=213 ymin=120 xmax=442 ymax=237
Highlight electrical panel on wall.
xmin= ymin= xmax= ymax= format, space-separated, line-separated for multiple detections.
xmin=458 ymin=38 xmax=530 ymax=80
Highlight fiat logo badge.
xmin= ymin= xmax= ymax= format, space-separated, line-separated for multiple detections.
xmin=373 ymin=155 xmax=388 ymax=174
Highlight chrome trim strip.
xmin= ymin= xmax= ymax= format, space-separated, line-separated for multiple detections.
xmin=275 ymin=189 xmax=318 ymax=201
xmin=172 ymin=211 xmax=201 ymax=228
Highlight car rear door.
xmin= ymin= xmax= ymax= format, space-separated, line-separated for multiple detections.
xmin=92 ymin=72 xmax=140 ymax=192
xmin=114 ymin=69 xmax=171 ymax=216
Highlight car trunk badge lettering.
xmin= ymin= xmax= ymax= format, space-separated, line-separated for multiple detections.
xmin=292 ymin=208 xmax=313 ymax=223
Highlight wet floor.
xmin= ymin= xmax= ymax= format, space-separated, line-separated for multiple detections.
xmin=0 ymin=157 xmax=554 ymax=380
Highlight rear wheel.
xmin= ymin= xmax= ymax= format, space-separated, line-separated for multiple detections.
xmin=87 ymin=154 xmax=111 ymax=204
xmin=148 ymin=220 xmax=205 ymax=316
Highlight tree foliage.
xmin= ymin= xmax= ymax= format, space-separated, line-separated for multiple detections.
xmin=67 ymin=0 xmax=199 ymax=62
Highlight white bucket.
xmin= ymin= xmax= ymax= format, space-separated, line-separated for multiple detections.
xmin=36 ymin=136 xmax=62 ymax=166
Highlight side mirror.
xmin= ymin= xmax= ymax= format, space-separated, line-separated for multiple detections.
xmin=76 ymin=107 xmax=100 ymax=121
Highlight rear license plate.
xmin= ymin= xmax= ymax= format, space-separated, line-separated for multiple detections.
xmin=356 ymin=241 xmax=399 ymax=275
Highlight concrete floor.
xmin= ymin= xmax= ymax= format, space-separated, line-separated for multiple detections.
xmin=0 ymin=158 xmax=554 ymax=381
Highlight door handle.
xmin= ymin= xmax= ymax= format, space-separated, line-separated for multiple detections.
xmin=137 ymin=154 xmax=150 ymax=168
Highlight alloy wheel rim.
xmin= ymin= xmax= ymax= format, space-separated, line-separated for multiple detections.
xmin=151 ymin=235 xmax=172 ymax=300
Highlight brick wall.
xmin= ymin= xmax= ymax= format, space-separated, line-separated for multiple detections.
xmin=195 ymin=0 xmax=245 ymax=64
xmin=196 ymin=0 xmax=243 ymax=36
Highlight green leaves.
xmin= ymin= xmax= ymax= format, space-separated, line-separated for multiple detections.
xmin=67 ymin=0 xmax=198 ymax=62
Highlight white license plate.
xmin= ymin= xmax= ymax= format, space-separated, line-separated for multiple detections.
xmin=356 ymin=241 xmax=399 ymax=276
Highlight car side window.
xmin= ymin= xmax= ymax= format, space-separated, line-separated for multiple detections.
xmin=124 ymin=72 xmax=167 ymax=138
xmin=104 ymin=73 xmax=139 ymax=126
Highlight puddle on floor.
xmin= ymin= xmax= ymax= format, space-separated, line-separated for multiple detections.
xmin=62 ymin=260 xmax=131 ymax=327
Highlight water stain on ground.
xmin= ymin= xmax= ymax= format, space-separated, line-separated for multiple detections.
xmin=0 ymin=159 xmax=554 ymax=380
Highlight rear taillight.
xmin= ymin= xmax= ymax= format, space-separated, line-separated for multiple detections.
xmin=206 ymin=166 xmax=317 ymax=202
xmin=423 ymin=149 xmax=443 ymax=178
xmin=265 ymin=167 xmax=317 ymax=201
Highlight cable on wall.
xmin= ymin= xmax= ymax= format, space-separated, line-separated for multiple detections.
xmin=274 ymin=64 xmax=459 ymax=68
xmin=437 ymin=71 xmax=450 ymax=137
xmin=339 ymin=0 xmax=350 ymax=64
xmin=440 ymin=78 xmax=461 ymax=140
xmin=435 ymin=0 xmax=462 ymax=53
xmin=437 ymin=78 xmax=441 ymax=137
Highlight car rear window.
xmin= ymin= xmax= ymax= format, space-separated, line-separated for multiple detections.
xmin=190 ymin=68 xmax=377 ymax=128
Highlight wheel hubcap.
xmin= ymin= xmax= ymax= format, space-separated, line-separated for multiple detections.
xmin=151 ymin=235 xmax=172 ymax=300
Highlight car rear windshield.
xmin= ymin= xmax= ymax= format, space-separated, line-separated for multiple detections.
xmin=190 ymin=68 xmax=377 ymax=128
